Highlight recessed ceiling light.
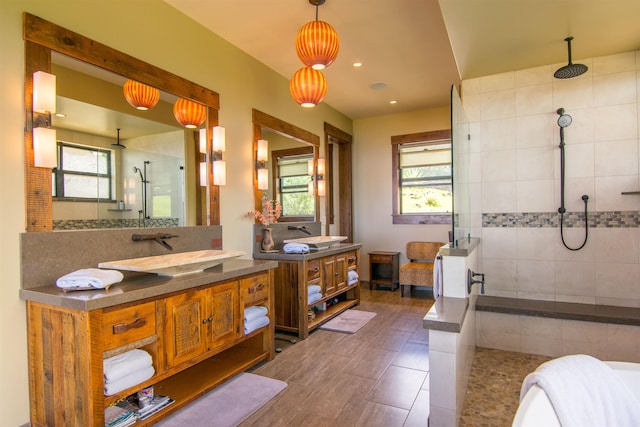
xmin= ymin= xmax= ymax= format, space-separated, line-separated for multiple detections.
xmin=389 ymin=100 xmax=397 ymax=105
xmin=370 ymin=82 xmax=387 ymax=90
xmin=55 ymin=112 xmax=66 ymax=117
xmin=353 ymin=61 xmax=363 ymax=68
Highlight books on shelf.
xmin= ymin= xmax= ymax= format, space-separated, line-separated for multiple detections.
xmin=111 ymin=394 xmax=175 ymax=425
xmin=105 ymin=405 xmax=136 ymax=427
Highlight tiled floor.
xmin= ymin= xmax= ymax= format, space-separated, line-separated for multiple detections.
xmin=243 ymin=287 xmax=552 ymax=426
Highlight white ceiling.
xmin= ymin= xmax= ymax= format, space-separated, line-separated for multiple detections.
xmin=164 ymin=0 xmax=640 ymax=120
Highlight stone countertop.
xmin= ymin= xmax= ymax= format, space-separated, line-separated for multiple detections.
xmin=252 ymin=242 xmax=362 ymax=262
xmin=423 ymin=296 xmax=469 ymax=333
xmin=19 ymin=258 xmax=278 ymax=312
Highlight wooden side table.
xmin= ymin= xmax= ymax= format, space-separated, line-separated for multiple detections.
xmin=369 ymin=251 xmax=400 ymax=291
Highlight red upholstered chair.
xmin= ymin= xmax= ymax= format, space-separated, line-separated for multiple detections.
xmin=399 ymin=241 xmax=444 ymax=297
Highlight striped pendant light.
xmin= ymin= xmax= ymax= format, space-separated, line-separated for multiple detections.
xmin=173 ymin=98 xmax=206 ymax=128
xmin=296 ymin=20 xmax=340 ymax=70
xmin=290 ymin=67 xmax=327 ymax=107
xmin=123 ymin=80 xmax=160 ymax=110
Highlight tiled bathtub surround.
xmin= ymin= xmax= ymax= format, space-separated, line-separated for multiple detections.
xmin=461 ymin=49 xmax=640 ymax=310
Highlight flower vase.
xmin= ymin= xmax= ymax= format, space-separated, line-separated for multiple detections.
xmin=261 ymin=227 xmax=274 ymax=251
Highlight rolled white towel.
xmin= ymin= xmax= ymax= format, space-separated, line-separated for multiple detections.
xmin=56 ymin=268 xmax=124 ymax=289
xmin=244 ymin=305 xmax=268 ymax=323
xmin=104 ymin=365 xmax=155 ymax=396
xmin=307 ymin=284 xmax=322 ymax=295
xmin=104 ymin=349 xmax=153 ymax=383
xmin=348 ymin=270 xmax=359 ymax=282
xmin=244 ymin=315 xmax=270 ymax=335
xmin=308 ymin=292 xmax=323 ymax=305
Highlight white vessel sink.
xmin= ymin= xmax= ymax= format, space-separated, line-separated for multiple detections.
xmin=283 ymin=236 xmax=347 ymax=250
xmin=98 ymin=249 xmax=245 ymax=277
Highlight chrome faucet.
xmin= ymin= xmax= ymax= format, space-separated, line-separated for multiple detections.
xmin=288 ymin=225 xmax=312 ymax=235
xmin=132 ymin=233 xmax=178 ymax=251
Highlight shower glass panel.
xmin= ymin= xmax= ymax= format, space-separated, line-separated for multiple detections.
xmin=450 ymin=85 xmax=471 ymax=246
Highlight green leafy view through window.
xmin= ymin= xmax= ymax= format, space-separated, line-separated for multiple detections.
xmin=279 ymin=174 xmax=313 ymax=216
xmin=399 ymin=142 xmax=452 ymax=214
xmin=53 ymin=143 xmax=113 ymax=200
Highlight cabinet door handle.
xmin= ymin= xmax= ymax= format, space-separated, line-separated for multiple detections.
xmin=249 ymin=283 xmax=265 ymax=294
xmin=308 ymin=267 xmax=319 ymax=275
xmin=202 ymin=316 xmax=213 ymax=324
xmin=112 ymin=318 xmax=146 ymax=334
xmin=256 ymin=283 xmax=265 ymax=290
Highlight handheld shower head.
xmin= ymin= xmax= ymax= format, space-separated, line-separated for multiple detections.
xmin=133 ymin=166 xmax=144 ymax=182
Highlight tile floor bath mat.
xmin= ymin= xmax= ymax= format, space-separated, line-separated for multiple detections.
xmin=156 ymin=373 xmax=287 ymax=427
xmin=318 ymin=309 xmax=377 ymax=334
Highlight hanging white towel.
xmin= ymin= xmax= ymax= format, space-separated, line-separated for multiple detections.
xmin=244 ymin=315 xmax=270 ymax=335
xmin=56 ymin=268 xmax=124 ymax=289
xmin=520 ymin=354 xmax=640 ymax=427
xmin=103 ymin=349 xmax=153 ymax=383
xmin=244 ymin=305 xmax=268 ymax=323
xmin=104 ymin=365 xmax=155 ymax=396
xmin=433 ymin=255 xmax=443 ymax=299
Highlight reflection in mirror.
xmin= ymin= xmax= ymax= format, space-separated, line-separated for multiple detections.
xmin=51 ymin=54 xmax=191 ymax=230
xmin=23 ymin=13 xmax=219 ymax=232
xmin=252 ymin=109 xmax=320 ymax=222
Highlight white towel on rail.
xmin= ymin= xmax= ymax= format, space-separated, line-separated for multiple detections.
xmin=433 ymin=255 xmax=443 ymax=300
xmin=103 ymin=349 xmax=153 ymax=383
xmin=104 ymin=365 xmax=155 ymax=396
xmin=56 ymin=268 xmax=123 ymax=289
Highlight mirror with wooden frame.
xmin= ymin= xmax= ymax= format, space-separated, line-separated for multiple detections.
xmin=252 ymin=109 xmax=320 ymax=222
xmin=23 ymin=12 xmax=220 ymax=232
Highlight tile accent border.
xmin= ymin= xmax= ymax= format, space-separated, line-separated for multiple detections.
xmin=53 ymin=218 xmax=179 ymax=230
xmin=482 ymin=211 xmax=639 ymax=228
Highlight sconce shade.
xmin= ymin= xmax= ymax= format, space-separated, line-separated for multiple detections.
xmin=213 ymin=126 xmax=225 ymax=152
xmin=199 ymin=128 xmax=207 ymax=154
xmin=290 ymin=67 xmax=327 ymax=107
xmin=317 ymin=158 xmax=325 ymax=176
xmin=308 ymin=158 xmax=315 ymax=176
xmin=33 ymin=127 xmax=57 ymax=168
xmin=173 ymin=98 xmax=206 ymax=128
xmin=296 ymin=20 xmax=339 ymax=70
xmin=33 ymin=71 xmax=56 ymax=114
xmin=199 ymin=161 xmax=207 ymax=186
xmin=257 ymin=168 xmax=269 ymax=190
xmin=123 ymin=80 xmax=160 ymax=110
xmin=257 ymin=139 xmax=269 ymax=162
xmin=213 ymin=160 xmax=226 ymax=186
xmin=317 ymin=178 xmax=326 ymax=197
xmin=308 ymin=180 xmax=315 ymax=196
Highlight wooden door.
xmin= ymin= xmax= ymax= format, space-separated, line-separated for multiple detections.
xmin=164 ymin=290 xmax=207 ymax=368
xmin=206 ymin=281 xmax=240 ymax=350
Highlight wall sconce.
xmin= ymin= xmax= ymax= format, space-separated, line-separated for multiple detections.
xmin=212 ymin=126 xmax=226 ymax=186
xmin=32 ymin=71 xmax=57 ymax=168
xmin=256 ymin=139 xmax=269 ymax=190
xmin=307 ymin=157 xmax=326 ymax=196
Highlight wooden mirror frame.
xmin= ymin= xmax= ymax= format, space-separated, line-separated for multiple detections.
xmin=23 ymin=13 xmax=220 ymax=231
xmin=252 ymin=109 xmax=320 ymax=222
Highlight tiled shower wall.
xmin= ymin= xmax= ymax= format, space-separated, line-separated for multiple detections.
xmin=462 ymin=50 xmax=640 ymax=308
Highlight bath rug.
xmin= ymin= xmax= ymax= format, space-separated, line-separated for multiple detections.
xmin=318 ymin=309 xmax=377 ymax=334
xmin=156 ymin=373 xmax=287 ymax=427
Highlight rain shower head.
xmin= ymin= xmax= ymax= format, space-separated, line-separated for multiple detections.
xmin=554 ymin=37 xmax=588 ymax=79
xmin=111 ymin=128 xmax=126 ymax=149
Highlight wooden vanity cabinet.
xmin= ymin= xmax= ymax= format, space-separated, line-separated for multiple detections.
xmin=26 ymin=269 xmax=274 ymax=427
xmin=273 ymin=247 xmax=360 ymax=339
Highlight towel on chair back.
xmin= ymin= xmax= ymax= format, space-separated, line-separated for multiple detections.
xmin=520 ymin=354 xmax=640 ymax=427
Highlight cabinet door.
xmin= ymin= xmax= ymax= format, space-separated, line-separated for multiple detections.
xmin=322 ymin=257 xmax=337 ymax=295
xmin=334 ymin=253 xmax=347 ymax=291
xmin=206 ymin=281 xmax=240 ymax=350
xmin=164 ymin=290 xmax=207 ymax=368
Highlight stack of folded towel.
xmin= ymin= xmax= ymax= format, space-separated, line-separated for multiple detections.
xmin=104 ymin=349 xmax=154 ymax=396
xmin=348 ymin=270 xmax=359 ymax=286
xmin=57 ymin=268 xmax=124 ymax=290
xmin=244 ymin=305 xmax=269 ymax=335
xmin=308 ymin=284 xmax=323 ymax=305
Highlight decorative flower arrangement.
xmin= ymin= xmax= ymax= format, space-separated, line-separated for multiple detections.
xmin=248 ymin=197 xmax=282 ymax=227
